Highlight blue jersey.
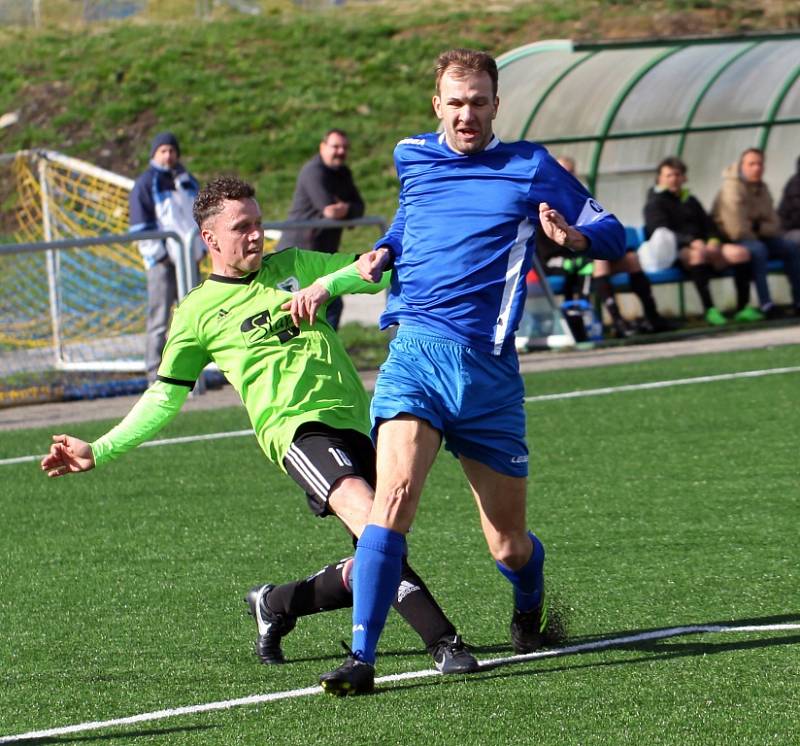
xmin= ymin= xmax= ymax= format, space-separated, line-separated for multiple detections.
xmin=375 ymin=133 xmax=625 ymax=354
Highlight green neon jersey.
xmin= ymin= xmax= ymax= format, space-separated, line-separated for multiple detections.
xmin=154 ymin=248 xmax=383 ymax=469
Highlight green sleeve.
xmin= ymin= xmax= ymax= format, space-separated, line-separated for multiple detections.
xmin=90 ymin=380 xmax=190 ymax=467
xmin=316 ymin=260 xmax=391 ymax=297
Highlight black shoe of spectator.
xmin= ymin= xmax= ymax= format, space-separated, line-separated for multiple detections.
xmin=763 ymin=305 xmax=785 ymax=320
xmin=638 ymin=314 xmax=679 ymax=334
xmin=612 ymin=317 xmax=634 ymax=339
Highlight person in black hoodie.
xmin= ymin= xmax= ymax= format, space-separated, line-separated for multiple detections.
xmin=644 ymin=156 xmax=762 ymax=325
xmin=778 ymin=155 xmax=800 ymax=247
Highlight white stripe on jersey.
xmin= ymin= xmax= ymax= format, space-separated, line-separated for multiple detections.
xmin=285 ymin=443 xmax=330 ymax=498
xmin=493 ymin=217 xmax=533 ymax=355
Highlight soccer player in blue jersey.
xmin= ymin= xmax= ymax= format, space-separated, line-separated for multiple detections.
xmin=306 ymin=48 xmax=627 ymax=695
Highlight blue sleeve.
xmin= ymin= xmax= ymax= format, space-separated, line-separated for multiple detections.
xmin=373 ymin=190 xmax=406 ymax=261
xmin=531 ymin=152 xmax=625 ymax=261
xmin=129 ymin=173 xmax=157 ymax=232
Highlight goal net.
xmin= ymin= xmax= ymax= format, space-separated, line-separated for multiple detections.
xmin=0 ymin=149 xmax=150 ymax=407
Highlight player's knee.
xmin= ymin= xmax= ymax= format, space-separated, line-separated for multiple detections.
xmin=328 ymin=476 xmax=373 ymax=523
xmin=490 ymin=533 xmax=533 ymax=570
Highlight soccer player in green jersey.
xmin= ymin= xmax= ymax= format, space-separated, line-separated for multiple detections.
xmin=41 ymin=176 xmax=478 ymax=676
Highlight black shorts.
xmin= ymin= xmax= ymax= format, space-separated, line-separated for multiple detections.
xmin=282 ymin=422 xmax=376 ymax=518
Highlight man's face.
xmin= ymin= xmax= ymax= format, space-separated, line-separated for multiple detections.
xmin=202 ymin=197 xmax=264 ymax=277
xmin=657 ymin=166 xmax=685 ymax=193
xmin=740 ymin=151 xmax=764 ymax=183
xmin=152 ymin=144 xmax=179 ymax=169
xmin=432 ymin=70 xmax=498 ymax=154
xmin=319 ymin=133 xmax=349 ymax=168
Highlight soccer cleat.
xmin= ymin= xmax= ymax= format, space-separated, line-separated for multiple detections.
xmin=431 ymin=634 xmax=480 ymax=674
xmin=319 ymin=646 xmax=375 ymax=696
xmin=244 ymin=584 xmax=297 ymax=665
xmin=704 ymin=306 xmax=728 ymax=326
xmin=510 ymin=596 xmax=548 ymax=654
xmin=733 ymin=305 xmax=765 ymax=323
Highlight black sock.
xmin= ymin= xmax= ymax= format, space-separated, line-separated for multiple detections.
xmin=629 ymin=271 xmax=659 ymax=320
xmin=688 ymin=265 xmax=714 ymax=310
xmin=265 ymin=556 xmax=456 ymax=652
xmin=592 ymin=275 xmax=622 ymax=320
xmin=267 ymin=558 xmax=352 ymax=617
xmin=393 ymin=558 xmax=457 ymax=652
xmin=733 ymin=262 xmax=752 ymax=310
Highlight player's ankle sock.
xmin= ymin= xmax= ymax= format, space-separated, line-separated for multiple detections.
xmin=495 ymin=532 xmax=545 ymax=612
xmin=267 ymin=557 xmax=353 ymax=617
xmin=351 ymin=524 xmax=406 ymax=665
xmin=393 ymin=557 xmax=457 ymax=652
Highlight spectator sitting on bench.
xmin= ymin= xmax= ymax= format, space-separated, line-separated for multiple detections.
xmin=555 ymin=154 xmax=675 ymax=338
xmin=644 ymin=156 xmax=762 ymax=325
xmin=778 ymin=155 xmax=800 ymax=249
xmin=712 ymin=147 xmax=800 ymax=319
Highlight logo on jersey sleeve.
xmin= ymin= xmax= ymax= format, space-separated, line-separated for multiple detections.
xmin=240 ymin=309 xmax=299 ymax=347
xmin=576 ymin=197 xmax=610 ymax=225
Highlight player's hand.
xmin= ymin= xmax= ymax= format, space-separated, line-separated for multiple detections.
xmin=539 ymin=202 xmax=587 ymax=251
xmin=281 ymin=282 xmax=331 ymax=326
xmin=356 ymin=248 xmax=390 ymax=283
xmin=40 ymin=434 xmax=95 ymax=478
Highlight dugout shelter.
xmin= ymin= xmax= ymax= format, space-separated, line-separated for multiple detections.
xmin=494 ymin=33 xmax=800 ymax=227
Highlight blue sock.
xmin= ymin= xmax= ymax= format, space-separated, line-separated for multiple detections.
xmin=351 ymin=524 xmax=406 ymax=665
xmin=495 ymin=532 xmax=545 ymax=612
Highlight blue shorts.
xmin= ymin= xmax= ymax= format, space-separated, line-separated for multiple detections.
xmin=370 ymin=327 xmax=528 ymax=477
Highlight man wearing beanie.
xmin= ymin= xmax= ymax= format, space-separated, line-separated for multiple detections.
xmin=129 ymin=131 xmax=204 ymax=382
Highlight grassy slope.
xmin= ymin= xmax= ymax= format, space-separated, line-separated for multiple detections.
xmin=1 ymin=1 xmax=799 ymax=241
xmin=1 ymin=346 xmax=799 ymax=743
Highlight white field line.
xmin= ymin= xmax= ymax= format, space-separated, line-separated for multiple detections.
xmin=524 ymin=365 xmax=800 ymax=403
xmin=3 ymin=365 xmax=798 ymax=468
xmin=1 ymin=622 xmax=799 ymax=744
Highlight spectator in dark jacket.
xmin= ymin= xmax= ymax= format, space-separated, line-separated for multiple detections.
xmin=778 ymin=155 xmax=800 ymax=247
xmin=276 ymin=129 xmax=365 ymax=329
xmin=644 ymin=156 xmax=761 ymax=325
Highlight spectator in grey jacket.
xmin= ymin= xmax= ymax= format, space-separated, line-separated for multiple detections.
xmin=129 ymin=132 xmax=204 ymax=382
xmin=276 ymin=129 xmax=365 ymax=329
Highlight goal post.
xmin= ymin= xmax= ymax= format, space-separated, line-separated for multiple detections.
xmin=0 ymin=149 xmax=193 ymax=406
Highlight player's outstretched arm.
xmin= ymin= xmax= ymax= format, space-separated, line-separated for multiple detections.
xmin=41 ymin=434 xmax=95 ymax=478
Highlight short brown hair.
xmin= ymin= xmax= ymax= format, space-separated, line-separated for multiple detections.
xmin=435 ymin=48 xmax=498 ymax=97
xmin=657 ymin=156 xmax=687 ymax=176
xmin=739 ymin=147 xmax=764 ymax=164
xmin=322 ymin=128 xmax=348 ymax=143
xmin=193 ymin=176 xmax=256 ymax=229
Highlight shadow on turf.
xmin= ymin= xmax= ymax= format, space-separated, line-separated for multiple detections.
xmin=374 ymin=611 xmax=800 ymax=695
xmin=13 ymin=724 xmax=217 ymax=744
